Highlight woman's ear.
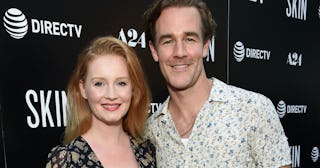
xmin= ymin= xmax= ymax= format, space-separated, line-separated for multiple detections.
xmin=79 ymin=80 xmax=88 ymax=99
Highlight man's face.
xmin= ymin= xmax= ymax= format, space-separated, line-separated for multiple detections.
xmin=149 ymin=6 xmax=209 ymax=91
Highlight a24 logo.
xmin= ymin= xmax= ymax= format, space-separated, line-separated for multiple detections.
xmin=287 ymin=52 xmax=302 ymax=66
xmin=118 ymin=28 xmax=146 ymax=48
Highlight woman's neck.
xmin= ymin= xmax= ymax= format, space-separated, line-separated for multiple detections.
xmin=82 ymin=119 xmax=128 ymax=146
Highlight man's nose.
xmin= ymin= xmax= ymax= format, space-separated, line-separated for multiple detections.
xmin=173 ymin=40 xmax=187 ymax=58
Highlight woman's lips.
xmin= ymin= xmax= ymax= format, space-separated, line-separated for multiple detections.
xmin=102 ymin=103 xmax=120 ymax=111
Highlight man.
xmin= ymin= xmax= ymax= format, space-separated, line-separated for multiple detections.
xmin=144 ymin=0 xmax=291 ymax=167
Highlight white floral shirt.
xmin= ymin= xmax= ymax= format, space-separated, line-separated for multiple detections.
xmin=146 ymin=78 xmax=291 ymax=168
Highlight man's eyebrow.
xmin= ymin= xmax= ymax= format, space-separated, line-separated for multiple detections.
xmin=157 ymin=31 xmax=201 ymax=44
xmin=158 ymin=34 xmax=172 ymax=42
xmin=185 ymin=31 xmax=201 ymax=38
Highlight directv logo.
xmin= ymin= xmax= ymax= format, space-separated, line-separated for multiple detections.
xmin=3 ymin=8 xmax=82 ymax=39
xmin=233 ymin=41 xmax=245 ymax=62
xmin=277 ymin=100 xmax=286 ymax=118
xmin=311 ymin=146 xmax=319 ymax=162
xmin=3 ymin=8 xmax=28 ymax=39
xmin=233 ymin=41 xmax=271 ymax=62
xmin=277 ymin=100 xmax=307 ymax=118
xmin=149 ymin=102 xmax=162 ymax=114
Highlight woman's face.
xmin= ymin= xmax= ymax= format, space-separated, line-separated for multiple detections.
xmin=80 ymin=54 xmax=133 ymax=126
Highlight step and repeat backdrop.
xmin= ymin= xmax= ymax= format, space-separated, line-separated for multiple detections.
xmin=0 ymin=0 xmax=318 ymax=167
xmin=229 ymin=0 xmax=320 ymax=168
xmin=0 ymin=0 xmax=227 ymax=167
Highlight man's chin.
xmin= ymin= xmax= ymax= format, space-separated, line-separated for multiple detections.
xmin=167 ymin=81 xmax=191 ymax=92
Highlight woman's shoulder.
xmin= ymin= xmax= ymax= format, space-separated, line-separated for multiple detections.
xmin=45 ymin=143 xmax=70 ymax=168
xmin=45 ymin=136 xmax=100 ymax=168
xmin=131 ymin=137 xmax=155 ymax=152
xmin=131 ymin=137 xmax=156 ymax=168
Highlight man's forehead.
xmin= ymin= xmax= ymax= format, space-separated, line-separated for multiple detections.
xmin=154 ymin=7 xmax=202 ymax=35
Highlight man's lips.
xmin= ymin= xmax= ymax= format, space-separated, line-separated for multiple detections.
xmin=170 ymin=63 xmax=190 ymax=71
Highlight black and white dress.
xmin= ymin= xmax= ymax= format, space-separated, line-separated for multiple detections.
xmin=46 ymin=136 xmax=156 ymax=168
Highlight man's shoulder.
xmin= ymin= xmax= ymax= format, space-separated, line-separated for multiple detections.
xmin=211 ymin=77 xmax=271 ymax=104
xmin=226 ymin=85 xmax=275 ymax=113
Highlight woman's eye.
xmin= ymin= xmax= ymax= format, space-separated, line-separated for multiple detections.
xmin=94 ymin=82 xmax=103 ymax=87
xmin=118 ymin=81 xmax=127 ymax=86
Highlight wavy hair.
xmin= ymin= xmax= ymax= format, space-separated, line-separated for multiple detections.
xmin=144 ymin=0 xmax=217 ymax=44
xmin=63 ymin=36 xmax=151 ymax=144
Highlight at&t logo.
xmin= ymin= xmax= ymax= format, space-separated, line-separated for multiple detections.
xmin=277 ymin=100 xmax=286 ymax=118
xmin=233 ymin=41 xmax=245 ymax=62
xmin=3 ymin=7 xmax=82 ymax=39
xmin=233 ymin=41 xmax=271 ymax=62
xmin=311 ymin=146 xmax=319 ymax=162
xmin=276 ymin=100 xmax=307 ymax=118
xmin=3 ymin=8 xmax=28 ymax=39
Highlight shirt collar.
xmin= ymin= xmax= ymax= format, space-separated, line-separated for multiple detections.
xmin=155 ymin=77 xmax=230 ymax=117
xmin=208 ymin=77 xmax=230 ymax=103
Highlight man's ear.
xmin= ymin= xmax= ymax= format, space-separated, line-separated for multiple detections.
xmin=79 ymin=80 xmax=88 ymax=99
xmin=149 ymin=41 xmax=159 ymax=62
xmin=202 ymin=38 xmax=211 ymax=58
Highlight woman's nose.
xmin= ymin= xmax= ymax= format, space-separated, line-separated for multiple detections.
xmin=104 ymin=86 xmax=117 ymax=100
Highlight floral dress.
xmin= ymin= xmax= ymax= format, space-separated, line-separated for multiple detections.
xmin=46 ymin=136 xmax=156 ymax=168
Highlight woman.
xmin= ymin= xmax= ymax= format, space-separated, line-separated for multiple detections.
xmin=46 ymin=36 xmax=156 ymax=167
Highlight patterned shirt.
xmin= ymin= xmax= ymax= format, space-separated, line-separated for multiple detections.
xmin=46 ymin=136 xmax=156 ymax=168
xmin=146 ymin=78 xmax=291 ymax=168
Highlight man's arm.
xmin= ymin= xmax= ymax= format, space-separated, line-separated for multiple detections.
xmin=250 ymin=95 xmax=292 ymax=167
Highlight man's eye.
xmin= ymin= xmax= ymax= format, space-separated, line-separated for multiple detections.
xmin=94 ymin=82 xmax=103 ymax=87
xmin=163 ymin=40 xmax=173 ymax=45
xmin=186 ymin=38 xmax=195 ymax=42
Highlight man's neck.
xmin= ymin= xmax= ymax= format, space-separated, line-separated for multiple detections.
xmin=168 ymin=76 xmax=212 ymax=119
xmin=167 ymin=76 xmax=212 ymax=138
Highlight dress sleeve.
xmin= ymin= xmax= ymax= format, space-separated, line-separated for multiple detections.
xmin=45 ymin=146 xmax=69 ymax=168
